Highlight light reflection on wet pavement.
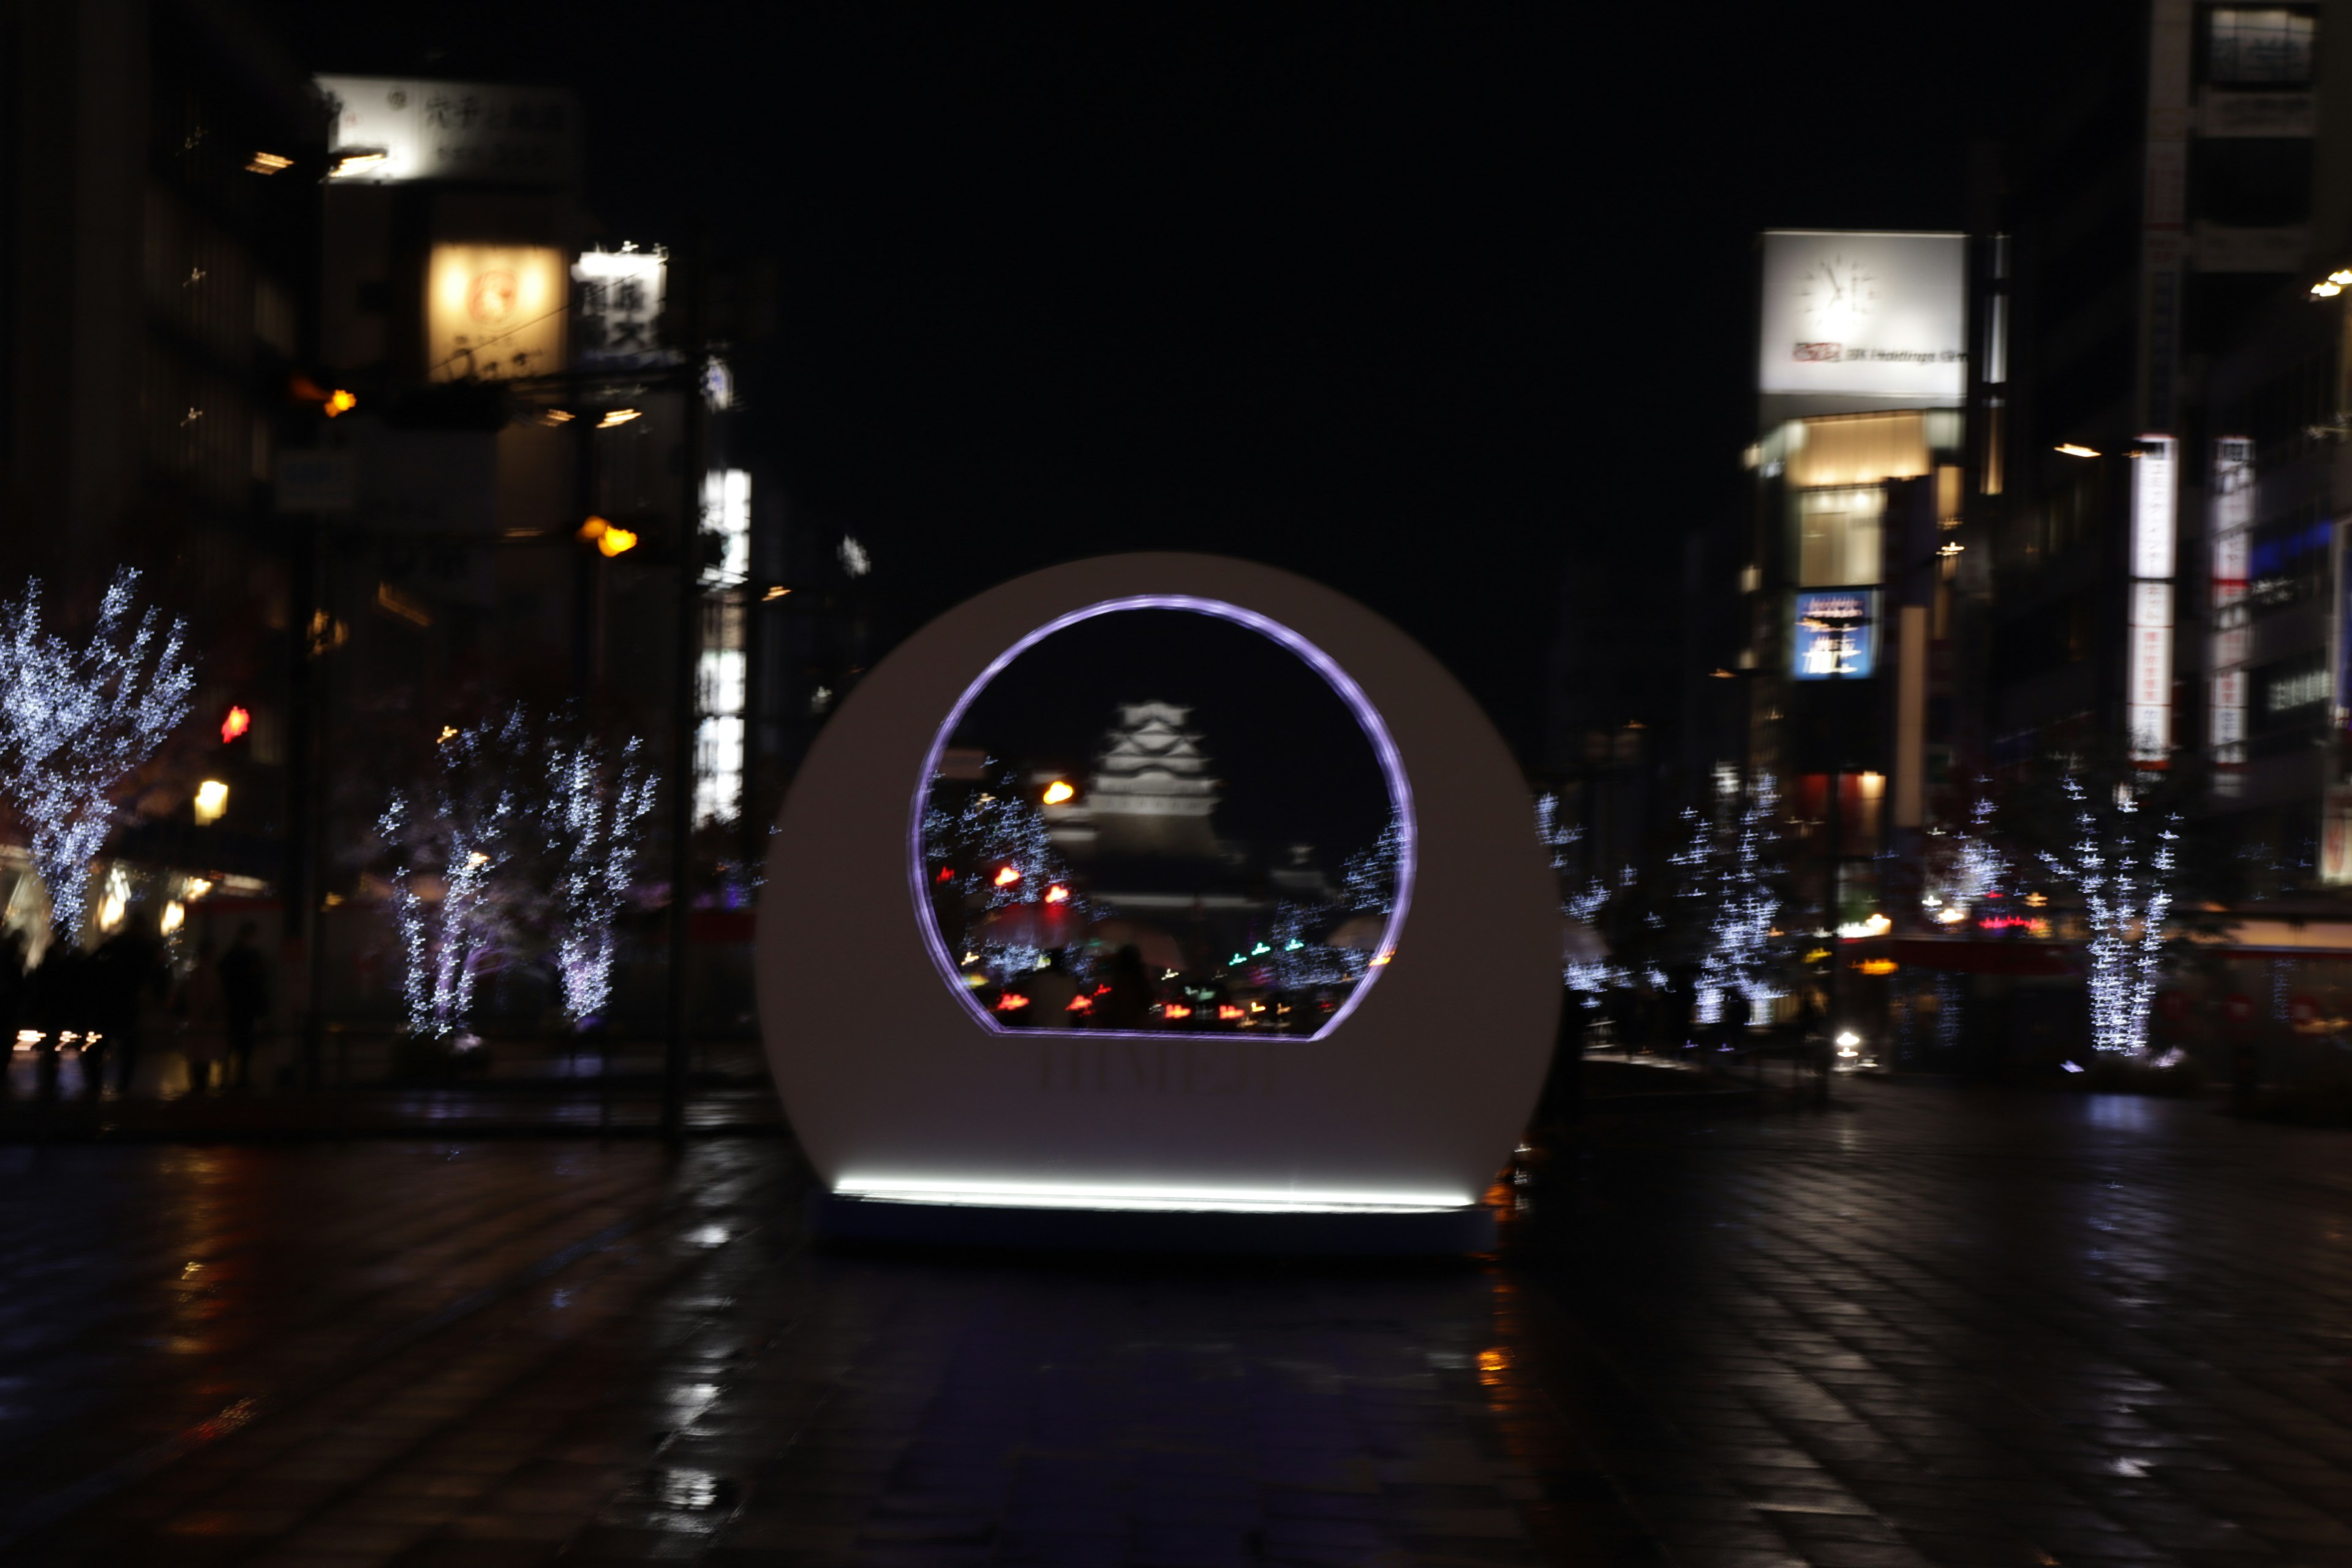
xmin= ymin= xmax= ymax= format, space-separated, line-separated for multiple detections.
xmin=0 ymin=1079 xmax=2346 ymax=1564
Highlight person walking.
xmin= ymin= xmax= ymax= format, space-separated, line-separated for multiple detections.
xmin=92 ymin=910 xmax=168 ymax=1096
xmin=219 ymin=922 xmax=270 ymax=1090
xmin=177 ymin=935 xmax=228 ymax=1092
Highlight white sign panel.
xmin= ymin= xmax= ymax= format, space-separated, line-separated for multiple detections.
xmin=2128 ymin=580 xmax=2174 ymax=762
xmin=2209 ymin=436 xmax=2253 ymax=766
xmin=574 ymin=250 xmax=671 ymax=369
xmin=2132 ymin=435 xmax=2178 ymax=579
xmin=1757 ymin=231 xmax=1967 ymax=404
xmin=321 ymin=76 xmax=579 ymax=186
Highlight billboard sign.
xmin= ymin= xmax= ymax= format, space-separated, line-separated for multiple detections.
xmin=427 ymin=244 xmax=567 ymax=380
xmin=2209 ymin=437 xmax=2252 ymax=769
xmin=1792 ymin=589 xmax=1876 ymax=680
xmin=574 ymin=249 xmax=672 ymax=369
xmin=1758 ymin=232 xmax=1966 ymax=404
xmin=2128 ymin=435 xmax=2178 ymax=763
xmin=321 ymin=76 xmax=579 ymax=186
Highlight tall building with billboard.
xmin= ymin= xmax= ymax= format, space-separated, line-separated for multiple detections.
xmin=1735 ymin=230 xmax=1975 ymax=930
xmin=0 ymin=0 xmax=325 ymax=949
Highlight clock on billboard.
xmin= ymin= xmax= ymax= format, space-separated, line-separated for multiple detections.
xmin=1759 ymin=231 xmax=1966 ymax=405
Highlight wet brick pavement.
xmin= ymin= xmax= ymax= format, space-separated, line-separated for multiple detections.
xmin=0 ymin=1079 xmax=2346 ymax=1566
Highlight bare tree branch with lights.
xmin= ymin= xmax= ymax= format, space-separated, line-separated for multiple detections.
xmin=2038 ymin=774 xmax=2177 ymax=1055
xmin=0 ymin=570 xmax=194 ymax=938
xmin=547 ymin=734 xmax=658 ymax=1029
xmin=379 ymin=712 xmax=531 ymax=1044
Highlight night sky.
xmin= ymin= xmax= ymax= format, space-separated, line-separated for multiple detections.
xmin=260 ymin=1 xmax=2121 ymax=756
xmin=944 ymin=609 xmax=1393 ymax=865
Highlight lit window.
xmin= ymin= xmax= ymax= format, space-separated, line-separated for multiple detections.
xmin=1795 ymin=487 xmax=1884 ymax=587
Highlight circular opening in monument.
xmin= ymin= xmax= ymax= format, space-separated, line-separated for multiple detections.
xmin=911 ymin=598 xmax=1414 ymax=1038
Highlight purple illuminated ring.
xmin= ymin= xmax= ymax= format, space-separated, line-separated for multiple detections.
xmin=907 ymin=595 xmax=1416 ymax=1041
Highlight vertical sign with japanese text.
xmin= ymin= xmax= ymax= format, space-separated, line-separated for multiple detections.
xmin=2209 ymin=437 xmax=2253 ymax=779
xmin=2128 ymin=436 xmax=2178 ymax=763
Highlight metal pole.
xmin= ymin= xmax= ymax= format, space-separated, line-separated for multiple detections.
xmin=663 ymin=238 xmax=707 ymax=1144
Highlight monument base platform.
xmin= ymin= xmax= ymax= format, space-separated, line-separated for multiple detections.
xmin=809 ymin=1192 xmax=1496 ymax=1256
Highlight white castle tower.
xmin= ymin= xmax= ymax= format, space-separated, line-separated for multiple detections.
xmin=1086 ymin=701 xmax=1223 ymax=859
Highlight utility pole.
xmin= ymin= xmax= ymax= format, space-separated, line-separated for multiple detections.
xmin=663 ymin=232 xmax=708 ymax=1145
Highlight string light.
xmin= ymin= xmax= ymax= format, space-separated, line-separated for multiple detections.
xmin=380 ymin=712 xmax=525 ymax=1041
xmin=2038 ymin=774 xmax=2176 ymax=1054
xmin=1679 ymin=774 xmax=1785 ymax=1024
xmin=1537 ymin=790 xmax=1635 ymax=995
xmin=548 ymin=734 xmax=657 ymax=1028
xmin=0 ymin=570 xmax=194 ymax=938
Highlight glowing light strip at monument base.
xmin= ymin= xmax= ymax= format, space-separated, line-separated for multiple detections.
xmin=833 ymin=1177 xmax=1473 ymax=1214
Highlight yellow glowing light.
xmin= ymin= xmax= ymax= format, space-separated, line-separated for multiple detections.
xmin=330 ymin=149 xmax=388 ymax=176
xmin=2024 ymin=891 xmax=2048 ymax=908
xmin=1936 ymin=907 xmax=1967 ymax=924
xmin=543 ymin=409 xmax=575 ymax=424
xmin=1044 ymin=884 xmax=1071 ymax=905
xmin=576 ymin=516 xmax=609 ymax=541
xmin=1042 ymin=780 xmax=1076 ymax=805
xmin=324 ymin=389 xmax=358 ymax=417
xmin=1370 ymin=949 xmax=1395 ymax=967
xmin=597 ymin=409 xmax=643 ymax=429
xmin=2315 ymin=281 xmax=2346 ymax=298
xmin=246 ymin=151 xmax=293 ymax=174
xmin=2054 ymin=443 xmax=2100 ymax=458
xmin=2330 ymin=270 xmax=2352 ymax=286
xmin=595 ymin=525 xmax=638 ymax=558
xmin=194 ymin=779 xmax=229 ymax=825
xmin=762 ymin=585 xmax=791 ymax=601
xmin=160 ymin=902 xmax=186 ymax=935
xmin=1803 ymin=948 xmax=1831 ymax=963
xmin=1854 ymin=958 xmax=1899 ymax=976
xmin=437 ymin=725 xmax=459 ymax=744
xmin=184 ymin=878 xmax=213 ymax=901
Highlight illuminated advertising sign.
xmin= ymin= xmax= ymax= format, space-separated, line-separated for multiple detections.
xmin=320 ymin=77 xmax=579 ymax=186
xmin=2128 ymin=435 xmax=2177 ymax=762
xmin=2132 ymin=436 xmax=2178 ymax=578
xmin=574 ymin=249 xmax=671 ymax=369
xmin=2209 ymin=437 xmax=2252 ymax=772
xmin=426 ymin=245 xmax=567 ymax=380
xmin=1791 ymin=590 xmax=1876 ymax=680
xmin=1758 ymin=232 xmax=1966 ymax=405
xmin=2128 ymin=582 xmax=2174 ymax=760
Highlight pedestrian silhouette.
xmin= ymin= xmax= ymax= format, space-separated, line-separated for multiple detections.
xmin=220 ymin=922 xmax=270 ymax=1089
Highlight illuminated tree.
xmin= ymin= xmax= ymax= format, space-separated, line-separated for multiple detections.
xmin=1341 ymin=812 xmax=1405 ymax=914
xmin=379 ymin=712 xmax=529 ymax=1042
xmin=546 ymin=736 xmax=657 ymax=1027
xmin=0 ymin=570 xmax=194 ymax=937
xmin=2038 ymin=774 xmax=2176 ymax=1054
xmin=921 ymin=766 xmax=1088 ymax=982
xmin=1923 ymin=794 xmax=2005 ymax=927
xmin=1671 ymin=774 xmax=1785 ymax=1025
xmin=1270 ymin=898 xmax=1366 ymax=990
xmin=1536 ymin=791 xmax=1631 ymax=995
